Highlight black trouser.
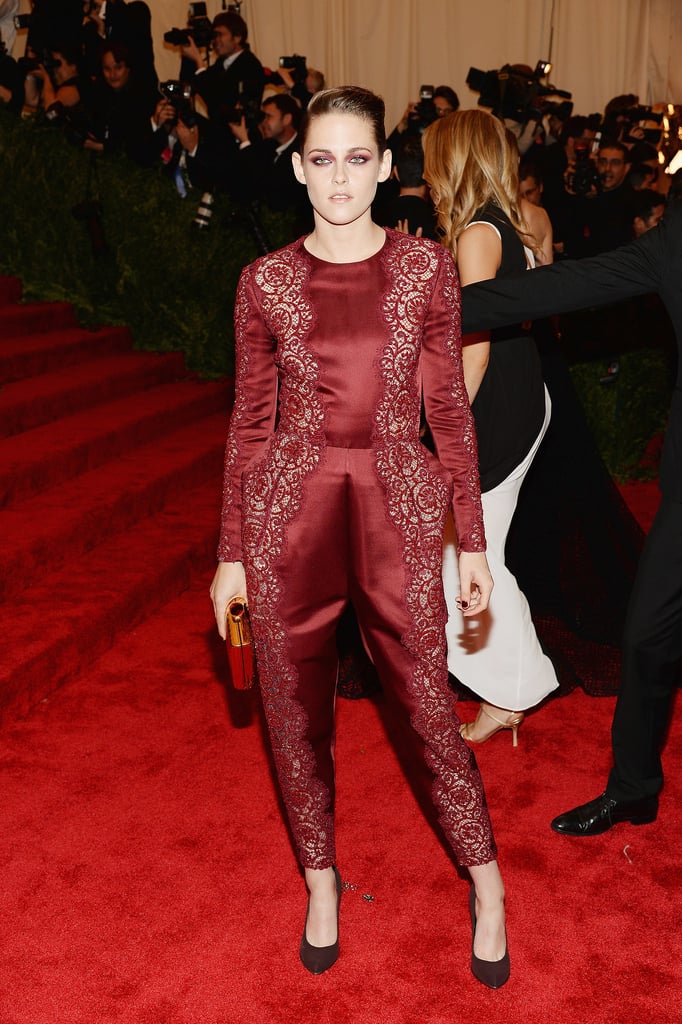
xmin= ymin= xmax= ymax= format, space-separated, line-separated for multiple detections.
xmin=607 ymin=496 xmax=682 ymax=801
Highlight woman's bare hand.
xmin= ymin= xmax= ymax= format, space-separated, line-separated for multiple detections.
xmin=456 ymin=551 xmax=493 ymax=617
xmin=210 ymin=561 xmax=248 ymax=639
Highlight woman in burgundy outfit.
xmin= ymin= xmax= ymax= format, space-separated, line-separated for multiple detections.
xmin=210 ymin=86 xmax=509 ymax=987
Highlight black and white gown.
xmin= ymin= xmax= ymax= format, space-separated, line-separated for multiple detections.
xmin=442 ymin=203 xmax=559 ymax=710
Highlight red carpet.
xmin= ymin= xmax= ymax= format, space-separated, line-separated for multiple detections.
xmin=1 ymin=281 xmax=680 ymax=1023
xmin=1 ymin=583 xmax=680 ymax=1024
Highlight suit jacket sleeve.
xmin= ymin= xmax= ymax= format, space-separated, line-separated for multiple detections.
xmin=461 ymin=210 xmax=670 ymax=334
xmin=421 ymin=247 xmax=485 ymax=554
xmin=217 ymin=264 xmax=278 ymax=562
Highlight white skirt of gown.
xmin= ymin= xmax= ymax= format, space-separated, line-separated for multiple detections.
xmin=443 ymin=387 xmax=559 ymax=711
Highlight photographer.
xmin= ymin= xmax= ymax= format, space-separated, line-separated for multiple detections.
xmin=602 ymin=93 xmax=645 ymax=144
xmin=84 ymin=42 xmax=158 ymax=165
xmin=580 ymin=139 xmax=634 ymax=256
xmin=275 ymin=61 xmax=325 ymax=110
xmin=536 ymin=115 xmax=599 ymax=256
xmin=177 ymin=10 xmax=264 ymax=131
xmin=626 ymin=141 xmax=661 ymax=191
xmin=23 ymin=42 xmax=90 ymax=118
xmin=150 ymin=87 xmax=234 ymax=196
xmin=82 ymin=1 xmax=157 ymax=94
xmin=230 ymin=92 xmax=310 ymax=228
xmin=387 ymin=84 xmax=458 ymax=150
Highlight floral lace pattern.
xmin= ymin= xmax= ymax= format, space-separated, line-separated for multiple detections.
xmin=217 ymin=269 xmax=254 ymax=562
xmin=374 ymin=239 xmax=495 ymax=867
xmin=241 ymin=246 xmax=335 ymax=869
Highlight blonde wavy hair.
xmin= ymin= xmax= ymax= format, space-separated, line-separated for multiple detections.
xmin=422 ymin=108 xmax=536 ymax=256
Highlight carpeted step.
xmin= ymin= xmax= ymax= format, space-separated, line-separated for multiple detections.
xmin=0 ymin=408 xmax=229 ymax=603
xmin=0 ymin=300 xmax=78 ymax=337
xmin=0 ymin=350 xmax=188 ymax=438
xmin=0 ymin=276 xmax=23 ymax=305
xmin=0 ymin=379 xmax=227 ymax=509
xmin=0 ymin=479 xmax=221 ymax=721
xmin=0 ymin=282 xmax=233 ymax=721
xmin=1 ymin=325 xmax=133 ymax=384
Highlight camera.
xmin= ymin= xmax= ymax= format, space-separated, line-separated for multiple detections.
xmin=467 ymin=63 xmax=572 ymax=123
xmin=542 ymin=99 xmax=574 ymax=122
xmin=567 ymin=138 xmax=601 ymax=197
xmin=621 ymin=104 xmax=664 ymax=145
xmin=225 ymin=94 xmax=263 ymax=130
xmin=264 ymin=54 xmax=307 ymax=88
xmin=44 ymin=100 xmax=94 ymax=146
xmin=407 ymin=85 xmax=439 ymax=134
xmin=616 ymin=104 xmax=664 ymax=127
xmin=13 ymin=14 xmax=31 ymax=31
xmin=41 ymin=52 xmax=61 ymax=74
xmin=164 ymin=3 xmax=213 ymax=49
xmin=158 ymin=79 xmax=197 ymax=129
xmin=279 ymin=54 xmax=307 ymax=82
xmin=18 ymin=49 xmax=58 ymax=77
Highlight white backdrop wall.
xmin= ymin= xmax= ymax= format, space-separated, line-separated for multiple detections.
xmin=12 ymin=0 xmax=682 ymax=129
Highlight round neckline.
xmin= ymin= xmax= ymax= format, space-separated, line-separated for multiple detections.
xmin=303 ymin=230 xmax=387 ymax=266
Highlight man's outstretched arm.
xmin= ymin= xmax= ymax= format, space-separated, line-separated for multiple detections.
xmin=461 ymin=206 xmax=675 ymax=334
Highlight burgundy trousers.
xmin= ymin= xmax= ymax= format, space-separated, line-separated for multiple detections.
xmin=243 ymin=443 xmax=497 ymax=871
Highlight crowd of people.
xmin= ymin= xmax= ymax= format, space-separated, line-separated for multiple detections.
xmin=1 ymin=3 xmax=679 ymax=247
xmin=0 ymin=1 xmax=324 ymax=229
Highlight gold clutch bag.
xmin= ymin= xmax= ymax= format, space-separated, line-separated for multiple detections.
xmin=225 ymin=597 xmax=256 ymax=690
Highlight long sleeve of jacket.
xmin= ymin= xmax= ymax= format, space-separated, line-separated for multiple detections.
xmin=217 ymin=265 xmax=278 ymax=561
xmin=422 ymin=248 xmax=485 ymax=554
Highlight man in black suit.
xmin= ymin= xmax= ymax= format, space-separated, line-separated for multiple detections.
xmin=180 ymin=10 xmax=264 ymax=129
xmin=461 ymin=200 xmax=682 ymax=837
xmin=230 ymin=92 xmax=309 ymax=219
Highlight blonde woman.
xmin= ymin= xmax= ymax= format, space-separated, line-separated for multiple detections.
xmin=423 ymin=109 xmax=559 ymax=744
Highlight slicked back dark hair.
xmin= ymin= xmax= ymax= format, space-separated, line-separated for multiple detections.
xmin=299 ymin=86 xmax=387 ymax=154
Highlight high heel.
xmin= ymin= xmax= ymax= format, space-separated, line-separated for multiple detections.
xmin=460 ymin=703 xmax=525 ymax=747
xmin=469 ymin=885 xmax=510 ymax=989
xmin=299 ymin=866 xmax=342 ymax=975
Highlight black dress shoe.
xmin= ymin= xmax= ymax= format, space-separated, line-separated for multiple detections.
xmin=551 ymin=792 xmax=658 ymax=837
xmin=469 ymin=886 xmax=510 ymax=990
xmin=299 ymin=866 xmax=342 ymax=975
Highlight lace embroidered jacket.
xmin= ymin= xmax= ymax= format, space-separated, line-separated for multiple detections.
xmin=217 ymin=229 xmax=485 ymax=568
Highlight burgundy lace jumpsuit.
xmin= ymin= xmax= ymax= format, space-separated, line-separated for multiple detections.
xmin=218 ymin=229 xmax=496 ymax=869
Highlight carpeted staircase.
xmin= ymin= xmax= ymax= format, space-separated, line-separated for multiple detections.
xmin=0 ymin=276 xmax=230 ymax=723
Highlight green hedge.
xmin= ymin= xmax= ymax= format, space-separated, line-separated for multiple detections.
xmin=0 ymin=109 xmax=293 ymax=376
xmin=570 ymin=349 xmax=670 ymax=481
xmin=0 ymin=109 xmax=670 ymax=476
